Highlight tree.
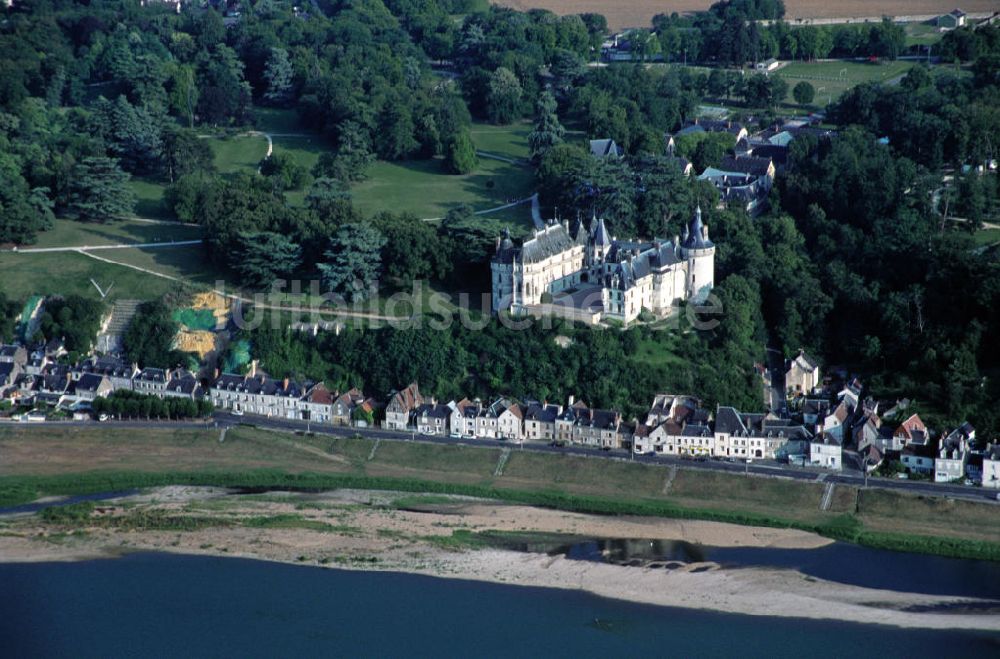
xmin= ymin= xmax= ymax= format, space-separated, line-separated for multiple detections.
xmin=528 ymin=91 xmax=565 ymax=162
xmin=262 ymin=47 xmax=294 ymax=107
xmin=792 ymin=81 xmax=815 ymax=105
xmin=63 ymin=157 xmax=135 ymax=223
xmin=372 ymin=212 xmax=452 ymax=285
xmin=318 ymin=224 xmax=387 ymax=303
xmin=259 ymin=153 xmax=309 ymax=191
xmin=38 ymin=295 xmax=105 ymax=353
xmin=0 ymin=153 xmax=54 ymax=245
xmin=165 ymin=173 xmax=218 ymax=223
xmin=123 ymin=300 xmax=182 ymax=368
xmin=375 ymin=100 xmax=419 ymax=160
xmin=305 ymin=177 xmax=352 ymax=217
xmin=233 ymin=231 xmax=303 ymax=288
xmin=487 ymin=67 xmax=523 ymax=125
xmin=162 ymin=126 xmax=215 ymax=183
xmin=96 ymin=96 xmax=164 ymax=175
xmin=445 ymin=128 xmax=478 ymax=175
xmin=312 ymin=121 xmax=374 ymax=182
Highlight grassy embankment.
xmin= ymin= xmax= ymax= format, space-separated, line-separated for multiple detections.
xmin=1 ymin=425 xmax=997 ymax=561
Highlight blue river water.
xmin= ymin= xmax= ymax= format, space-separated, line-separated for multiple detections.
xmin=1 ymin=552 xmax=997 ymax=658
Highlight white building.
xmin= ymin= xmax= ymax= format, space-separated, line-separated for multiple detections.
xmin=935 ymin=422 xmax=974 ymax=483
xmin=809 ymin=435 xmax=842 ymax=471
xmin=491 ymin=207 xmax=715 ymax=324
xmin=983 ymin=445 xmax=1000 ymax=490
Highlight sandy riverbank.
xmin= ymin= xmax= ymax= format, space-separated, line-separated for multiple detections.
xmin=1 ymin=487 xmax=997 ymax=631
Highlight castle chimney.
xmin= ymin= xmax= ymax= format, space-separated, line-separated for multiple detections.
xmin=495 ymin=236 xmax=501 ymax=252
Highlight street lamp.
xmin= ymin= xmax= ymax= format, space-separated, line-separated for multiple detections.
xmin=745 ymin=458 xmax=752 ymax=477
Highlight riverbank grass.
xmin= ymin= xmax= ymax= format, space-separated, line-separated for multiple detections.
xmin=2 ymin=425 xmax=999 ymax=560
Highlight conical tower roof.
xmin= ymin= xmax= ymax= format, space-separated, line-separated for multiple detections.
xmin=681 ymin=205 xmax=714 ymax=250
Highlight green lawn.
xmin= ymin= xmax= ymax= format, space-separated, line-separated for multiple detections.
xmin=129 ymin=178 xmax=172 ymax=220
xmin=96 ymin=246 xmax=228 ymax=289
xmin=973 ymin=228 xmax=1000 ymax=246
xmin=776 ymin=60 xmax=916 ymax=106
xmin=253 ymin=107 xmax=304 ymax=134
xmin=0 ymin=251 xmax=188 ymax=302
xmin=351 ymin=156 xmax=535 ymax=221
xmin=632 ymin=333 xmax=685 ymax=368
xmin=904 ymin=22 xmax=943 ymax=48
xmin=29 ymin=219 xmax=201 ymax=250
xmin=469 ymin=121 xmax=532 ymax=160
xmin=210 ymin=134 xmax=269 ymax=175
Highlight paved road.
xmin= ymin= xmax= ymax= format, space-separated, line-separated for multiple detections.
xmin=10 ymin=415 xmax=995 ymax=504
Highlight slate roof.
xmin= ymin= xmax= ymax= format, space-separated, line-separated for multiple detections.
xmin=75 ymin=373 xmax=107 ymax=393
xmin=681 ymin=206 xmax=714 ymax=250
xmin=416 ymin=403 xmax=451 ymax=419
xmin=524 ymin=402 xmax=560 ymax=423
xmin=719 ymin=155 xmax=773 ymax=178
xmin=589 ymin=139 xmax=623 ymax=158
xmin=136 ymin=367 xmax=167 ymax=383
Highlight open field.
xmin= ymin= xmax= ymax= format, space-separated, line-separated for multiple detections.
xmin=469 ymin=120 xmax=532 ymax=160
xmin=1 ymin=425 xmax=998 ymax=558
xmin=492 ymin=1 xmax=1000 ymax=30
xmin=28 ymin=219 xmax=201 ymax=250
xmin=351 ymin=156 xmax=535 ymax=222
xmin=776 ymin=59 xmax=915 ymax=104
xmin=0 ymin=251 xmax=188 ymax=302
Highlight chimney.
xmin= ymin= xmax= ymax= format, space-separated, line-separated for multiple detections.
xmin=249 ymin=360 xmax=258 ymax=377
xmin=495 ymin=236 xmax=501 ymax=252
xmin=213 ymin=368 xmax=220 ymax=380
xmin=568 ymin=394 xmax=575 ymax=406
xmin=282 ymin=377 xmax=289 ymax=391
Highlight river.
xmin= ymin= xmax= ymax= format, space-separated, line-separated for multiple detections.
xmin=1 ymin=553 xmax=997 ymax=658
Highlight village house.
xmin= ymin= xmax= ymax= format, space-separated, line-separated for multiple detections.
xmin=133 ymin=367 xmax=170 ymax=397
xmin=713 ymin=406 xmax=812 ymax=460
xmin=475 ymin=398 xmax=510 ymax=439
xmin=0 ymin=344 xmax=28 ymax=366
xmin=331 ymin=388 xmax=366 ymax=426
xmin=497 ymin=402 xmax=525 ymax=441
xmin=415 ymin=401 xmax=452 ymax=436
xmin=209 ymin=365 xmax=307 ymax=420
xmin=162 ymin=368 xmax=202 ymax=400
xmin=71 ymin=373 xmax=112 ymax=402
xmin=299 ymin=382 xmax=335 ymax=423
xmin=938 ymin=8 xmax=967 ymax=28
xmin=902 ymin=443 xmax=937 ymax=476
xmin=785 ymin=350 xmax=820 ymax=397
xmin=894 ymin=413 xmax=929 ymax=449
xmin=81 ymin=356 xmax=139 ymax=392
xmin=982 ymin=445 xmax=1000 ymax=489
xmin=384 ymin=382 xmax=423 ymax=430
xmin=935 ymin=422 xmax=974 ymax=483
xmin=809 ymin=434 xmax=842 ymax=470
xmin=449 ymin=398 xmax=479 ymax=438
xmin=522 ymin=401 xmax=561 ymax=442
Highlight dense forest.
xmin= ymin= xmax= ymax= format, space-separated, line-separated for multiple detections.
xmin=1 ymin=1 xmax=999 ymax=436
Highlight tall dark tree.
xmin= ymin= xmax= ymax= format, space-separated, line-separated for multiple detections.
xmin=63 ymin=157 xmax=135 ymax=223
xmin=318 ymin=224 xmax=387 ymax=303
